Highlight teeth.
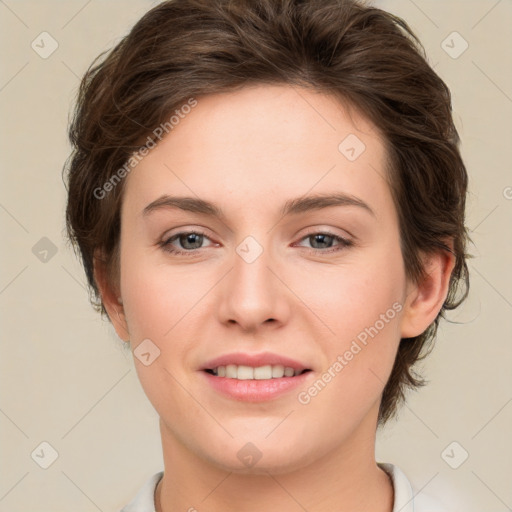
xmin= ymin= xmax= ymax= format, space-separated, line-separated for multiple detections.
xmin=211 ymin=364 xmax=304 ymax=379
xmin=237 ymin=365 xmax=254 ymax=380
xmin=254 ymin=365 xmax=272 ymax=379
xmin=271 ymin=365 xmax=285 ymax=378
xmin=284 ymin=367 xmax=295 ymax=377
xmin=226 ymin=364 xmax=238 ymax=378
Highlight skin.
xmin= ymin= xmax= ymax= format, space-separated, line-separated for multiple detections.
xmin=95 ymin=84 xmax=455 ymax=511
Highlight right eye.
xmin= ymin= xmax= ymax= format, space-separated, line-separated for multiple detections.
xmin=160 ymin=230 xmax=215 ymax=256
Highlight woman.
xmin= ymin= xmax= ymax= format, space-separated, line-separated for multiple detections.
xmin=64 ymin=0 xmax=470 ymax=510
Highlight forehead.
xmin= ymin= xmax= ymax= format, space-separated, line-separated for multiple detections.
xmin=122 ymin=84 xmax=392 ymax=222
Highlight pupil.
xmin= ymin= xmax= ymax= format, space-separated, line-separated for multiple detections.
xmin=182 ymin=233 xmax=202 ymax=249
xmin=312 ymin=234 xmax=331 ymax=249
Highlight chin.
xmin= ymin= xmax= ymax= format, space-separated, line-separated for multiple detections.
xmin=198 ymin=436 xmax=317 ymax=476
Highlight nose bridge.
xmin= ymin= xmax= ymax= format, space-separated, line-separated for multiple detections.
xmin=234 ymin=233 xmax=276 ymax=304
xmin=218 ymin=232 xmax=287 ymax=329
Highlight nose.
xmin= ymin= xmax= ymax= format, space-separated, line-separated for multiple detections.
xmin=216 ymin=236 xmax=291 ymax=333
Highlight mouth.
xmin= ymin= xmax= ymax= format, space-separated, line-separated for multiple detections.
xmin=199 ymin=352 xmax=314 ymax=401
xmin=204 ymin=365 xmax=312 ymax=380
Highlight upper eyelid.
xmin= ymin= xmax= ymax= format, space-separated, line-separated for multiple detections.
xmin=159 ymin=214 xmax=358 ymax=239
xmin=161 ymin=225 xmax=213 ymax=239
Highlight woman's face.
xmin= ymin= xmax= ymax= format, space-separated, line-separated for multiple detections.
xmin=116 ymin=84 xmax=413 ymax=473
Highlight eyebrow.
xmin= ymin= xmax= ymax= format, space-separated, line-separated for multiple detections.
xmin=142 ymin=193 xmax=376 ymax=219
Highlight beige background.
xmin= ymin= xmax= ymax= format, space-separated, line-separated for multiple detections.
xmin=0 ymin=0 xmax=511 ymax=510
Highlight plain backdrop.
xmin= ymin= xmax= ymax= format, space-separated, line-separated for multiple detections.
xmin=0 ymin=0 xmax=511 ymax=510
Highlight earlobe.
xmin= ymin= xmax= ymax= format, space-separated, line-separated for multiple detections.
xmin=400 ymin=244 xmax=456 ymax=339
xmin=113 ymin=305 xmax=130 ymax=343
xmin=93 ymin=250 xmax=130 ymax=342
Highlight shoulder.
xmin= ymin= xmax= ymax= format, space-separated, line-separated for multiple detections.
xmin=120 ymin=471 xmax=163 ymax=512
xmin=414 ymin=491 xmax=452 ymax=512
xmin=378 ymin=462 xmax=451 ymax=512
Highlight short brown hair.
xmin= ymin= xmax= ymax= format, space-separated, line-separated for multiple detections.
xmin=64 ymin=0 xmax=471 ymax=426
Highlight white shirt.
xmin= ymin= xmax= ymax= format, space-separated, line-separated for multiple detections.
xmin=120 ymin=462 xmax=449 ymax=512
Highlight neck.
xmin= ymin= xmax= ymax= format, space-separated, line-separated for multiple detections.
xmin=155 ymin=412 xmax=394 ymax=512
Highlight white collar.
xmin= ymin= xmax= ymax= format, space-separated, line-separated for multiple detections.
xmin=120 ymin=463 xmax=448 ymax=512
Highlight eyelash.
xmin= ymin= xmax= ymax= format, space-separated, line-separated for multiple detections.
xmin=159 ymin=229 xmax=354 ymax=257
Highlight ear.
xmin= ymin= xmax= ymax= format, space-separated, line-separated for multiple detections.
xmin=400 ymin=240 xmax=456 ymax=339
xmin=93 ymin=249 xmax=130 ymax=342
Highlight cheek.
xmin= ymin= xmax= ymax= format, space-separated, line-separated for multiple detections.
xmin=293 ymin=243 xmax=405 ymax=342
xmin=295 ymin=296 xmax=402 ymax=440
xmin=119 ymin=250 xmax=201 ymax=416
xmin=120 ymin=246 xmax=206 ymax=340
xmin=293 ymin=246 xmax=404 ymax=404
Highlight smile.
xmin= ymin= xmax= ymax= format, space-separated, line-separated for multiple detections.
xmin=205 ymin=364 xmax=311 ymax=380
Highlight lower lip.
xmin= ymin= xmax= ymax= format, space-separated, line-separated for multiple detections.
xmin=200 ymin=371 xmax=313 ymax=402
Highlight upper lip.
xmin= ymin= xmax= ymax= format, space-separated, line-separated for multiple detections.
xmin=201 ymin=352 xmax=311 ymax=372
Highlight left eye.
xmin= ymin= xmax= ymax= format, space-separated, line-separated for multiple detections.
xmin=295 ymin=232 xmax=353 ymax=252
